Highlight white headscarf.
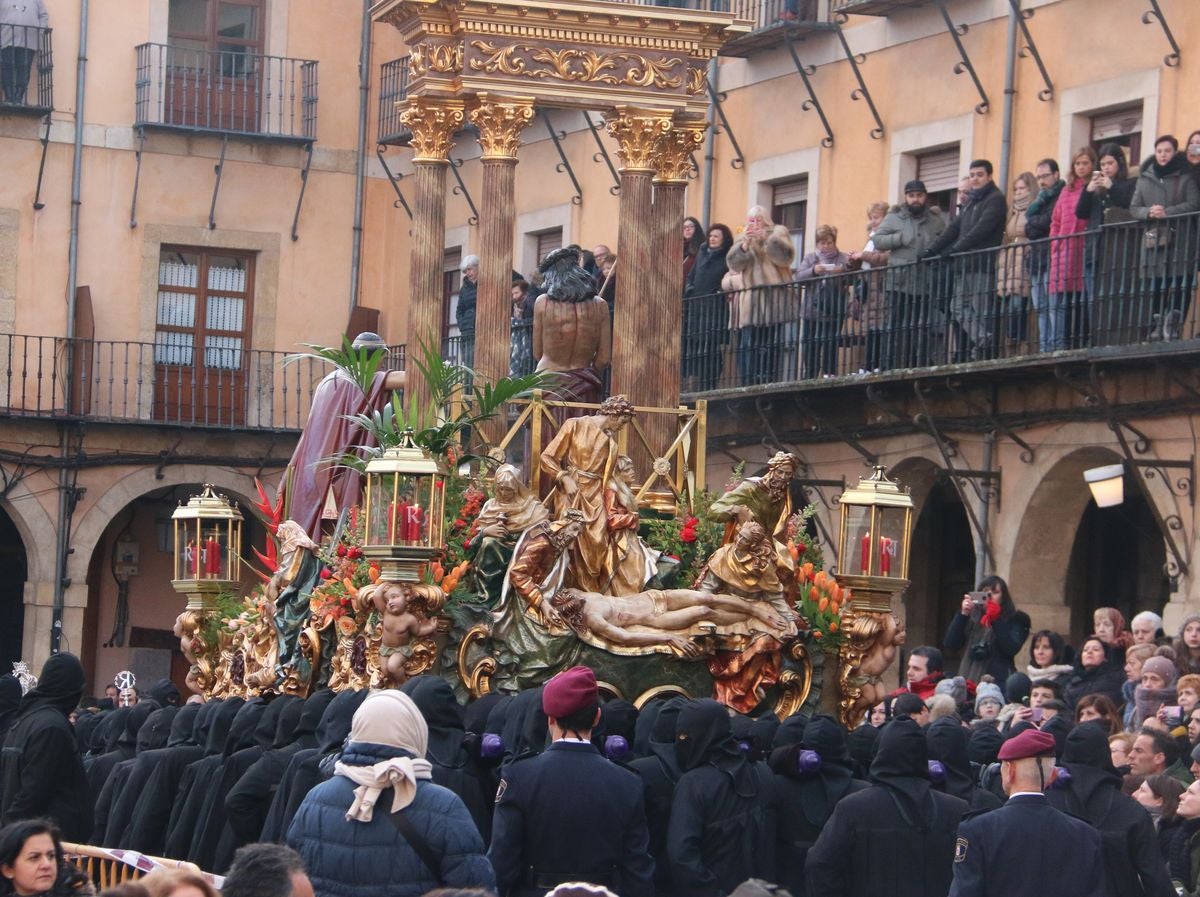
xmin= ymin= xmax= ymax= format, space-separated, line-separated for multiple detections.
xmin=334 ymin=689 xmax=433 ymax=822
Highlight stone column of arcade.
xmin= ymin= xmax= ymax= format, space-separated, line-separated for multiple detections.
xmin=468 ymin=95 xmax=535 ymax=444
xmin=605 ymin=107 xmax=673 ymax=471
xmin=398 ymin=97 xmax=466 ymax=410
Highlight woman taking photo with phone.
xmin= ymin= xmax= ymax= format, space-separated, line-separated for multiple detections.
xmin=944 ymin=575 xmax=1031 ymax=685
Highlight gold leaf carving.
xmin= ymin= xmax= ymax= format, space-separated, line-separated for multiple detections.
xmin=604 ymin=108 xmax=673 ymax=172
xmin=654 ymin=120 xmax=707 ymax=183
xmin=409 ymin=42 xmax=463 ymax=76
xmin=468 ymin=40 xmax=686 ymax=90
xmin=687 ymin=64 xmax=707 ymax=96
xmin=469 ymin=97 xmax=536 ymax=160
xmin=400 ymin=99 xmax=466 ymax=162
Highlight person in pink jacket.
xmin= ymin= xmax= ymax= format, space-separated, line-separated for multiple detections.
xmin=1049 ymin=146 xmax=1097 ymax=349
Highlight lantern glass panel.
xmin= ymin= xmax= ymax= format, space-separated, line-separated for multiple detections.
xmin=845 ymin=505 xmax=872 ymax=576
xmin=200 ymin=526 xmax=231 ymax=579
xmin=368 ymin=473 xmax=431 ymax=546
xmin=877 ymin=507 xmax=906 ymax=579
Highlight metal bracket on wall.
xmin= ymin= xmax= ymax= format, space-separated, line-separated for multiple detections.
xmin=32 ymin=113 xmax=51 ymax=210
xmin=1142 ymin=0 xmax=1182 ymax=67
xmin=208 ymin=133 xmax=229 ymax=230
xmin=582 ymin=111 xmax=621 ymax=196
xmin=832 ymin=13 xmax=884 ymax=139
xmin=912 ymin=382 xmax=996 ymax=568
xmin=943 ymin=379 xmax=1034 ymax=463
xmin=784 ymin=34 xmax=834 ymax=148
xmin=1008 ymin=0 xmax=1054 ymax=101
xmin=705 ymin=76 xmax=746 ymax=168
xmin=375 ymin=146 xmax=412 ymax=218
xmin=933 ymin=0 xmax=989 ymax=114
xmin=291 ymin=141 xmax=314 ymax=241
xmin=541 ymin=111 xmax=583 ymax=206
xmin=793 ymin=397 xmax=878 ymax=466
xmin=129 ymin=127 xmax=146 ymax=228
xmin=449 ymin=157 xmax=479 ymax=227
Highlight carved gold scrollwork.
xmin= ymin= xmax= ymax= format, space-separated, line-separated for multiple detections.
xmin=410 ymin=41 xmax=464 ymax=77
xmin=773 ymin=640 xmax=813 ymax=718
xmin=468 ymin=41 xmax=686 ymax=90
xmin=469 ymin=96 xmax=536 ymax=160
xmin=457 ymin=624 xmax=496 ymax=698
xmin=400 ymin=99 xmax=466 ymax=163
xmin=687 ymin=65 xmax=707 ymax=96
xmin=604 ymin=107 xmax=673 ymax=173
xmin=653 ymin=118 xmax=706 ymax=184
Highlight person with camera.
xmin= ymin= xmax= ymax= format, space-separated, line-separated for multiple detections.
xmin=944 ymin=576 xmax=1031 ymax=687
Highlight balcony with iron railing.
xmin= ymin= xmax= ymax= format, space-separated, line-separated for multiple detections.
xmin=831 ymin=0 xmax=926 ymax=17
xmin=377 ymin=56 xmax=411 ymax=146
xmin=0 ymin=24 xmax=52 ymax=115
xmin=134 ymin=43 xmax=318 ymax=142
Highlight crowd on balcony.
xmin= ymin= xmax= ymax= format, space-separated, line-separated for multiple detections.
xmin=677 ymin=132 xmax=1200 ymax=390
xmin=0 ymin=0 xmax=47 ymax=105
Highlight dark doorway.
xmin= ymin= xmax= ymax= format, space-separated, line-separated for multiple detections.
xmin=1065 ymin=479 xmax=1168 ymax=647
xmin=906 ymin=480 xmax=977 ymax=672
xmin=0 ymin=509 xmax=27 ymax=672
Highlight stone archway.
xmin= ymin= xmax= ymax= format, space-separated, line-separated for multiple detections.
xmin=1007 ymin=446 xmax=1126 ymax=638
xmin=0 ymin=507 xmax=28 ymax=672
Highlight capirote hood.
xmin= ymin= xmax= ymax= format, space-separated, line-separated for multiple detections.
xmin=119 ymin=700 xmax=162 ymax=748
xmin=167 ymin=702 xmax=202 ymax=748
xmin=294 ymin=690 xmax=336 ymax=743
xmin=772 ymin=713 xmax=808 ymax=749
xmin=227 ymin=699 xmax=267 ymax=756
xmin=804 ymin=715 xmax=853 ymax=765
xmin=18 ymin=652 xmax=86 ymax=718
xmin=870 ymin=718 xmax=932 ymax=816
xmin=405 ymin=676 xmax=465 ymax=766
xmin=925 ymin=715 xmax=974 ymax=800
xmin=316 ymin=688 xmax=367 ymax=755
xmin=675 ymin=699 xmax=742 ymax=772
xmin=138 ymin=706 xmax=177 ymax=752
xmin=204 ymin=696 xmax=244 ymax=756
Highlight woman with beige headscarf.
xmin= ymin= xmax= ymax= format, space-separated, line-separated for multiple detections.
xmin=286 ymin=690 xmax=495 ymax=897
xmin=725 ymin=205 xmax=797 ymax=385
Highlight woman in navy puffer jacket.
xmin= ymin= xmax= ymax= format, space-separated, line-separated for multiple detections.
xmin=287 ymin=689 xmax=495 ymax=897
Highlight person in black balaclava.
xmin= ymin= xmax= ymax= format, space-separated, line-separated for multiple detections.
xmin=806 ymin=717 xmax=968 ymax=897
xmin=1046 ymin=720 xmax=1173 ymax=897
xmin=99 ymin=704 xmax=179 ymax=847
xmin=193 ymin=697 xmax=276 ymax=871
xmin=73 ymin=709 xmax=103 ymax=756
xmin=90 ymin=699 xmax=162 ymax=843
xmin=116 ymin=701 xmax=206 ymax=854
xmin=770 ymin=714 xmax=868 ymax=897
xmin=633 ymin=698 xmax=664 ymax=759
xmin=502 ymin=687 xmax=548 ymax=764
xmin=750 ymin=714 xmax=780 ymax=762
xmin=629 ymin=697 xmax=686 ymax=897
xmin=925 ymin=716 xmax=1002 ymax=814
xmin=260 ymin=688 xmax=367 ymax=843
xmin=846 ymin=722 xmax=879 ymax=780
xmin=0 ymin=652 xmax=92 ymax=841
xmin=164 ymin=696 xmax=244 ymax=859
xmin=402 ymin=677 xmax=493 ymax=843
xmin=667 ymin=699 xmax=776 ymax=897
xmin=0 ymin=675 xmax=23 ymax=746
xmin=225 ymin=690 xmax=334 ymax=849
xmin=145 ymin=678 xmax=181 ymax=707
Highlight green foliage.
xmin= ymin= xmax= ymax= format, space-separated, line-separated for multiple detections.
xmin=643 ymin=488 xmax=726 ymax=586
xmin=286 ymin=336 xmax=387 ymax=397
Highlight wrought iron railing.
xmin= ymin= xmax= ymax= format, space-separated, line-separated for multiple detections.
xmin=134 ymin=43 xmax=318 ymax=141
xmin=0 ymin=24 xmax=52 ymax=112
xmin=681 ymin=209 xmax=1200 ymax=392
xmin=0 ymin=337 xmax=329 ymax=430
xmin=610 ymin=0 xmax=823 ymax=26
xmin=378 ymin=56 xmax=411 ymax=145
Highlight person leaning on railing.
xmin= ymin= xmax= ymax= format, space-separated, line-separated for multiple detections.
xmin=996 ymin=172 xmax=1037 ymax=353
xmin=1130 ymin=135 xmax=1200 ymax=342
xmin=796 ymin=225 xmax=851 ymax=380
xmin=0 ymin=0 xmax=46 ymax=105
xmin=1049 ymin=146 xmax=1097 ymax=351
xmin=846 ymin=202 xmax=892 ymax=373
xmin=683 ymin=223 xmax=733 ymax=392
xmin=725 ymin=206 xmax=796 ymax=386
xmin=1075 ymin=143 xmax=1136 ymax=346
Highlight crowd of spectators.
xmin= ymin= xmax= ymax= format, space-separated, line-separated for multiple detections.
xmin=677 ymin=133 xmax=1200 ymax=388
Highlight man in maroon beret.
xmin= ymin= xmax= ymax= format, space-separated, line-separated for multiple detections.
xmin=489 ymin=666 xmax=654 ymax=897
xmin=949 ymin=727 xmax=1111 ymax=896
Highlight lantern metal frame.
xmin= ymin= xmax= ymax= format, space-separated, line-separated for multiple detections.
xmin=171 ymin=484 xmax=245 ymax=610
xmin=362 ymin=433 xmax=447 ymax=582
xmin=835 ymin=466 xmax=915 ymax=613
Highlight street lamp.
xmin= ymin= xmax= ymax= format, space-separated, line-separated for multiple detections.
xmin=171 ymin=484 xmax=244 ymax=610
xmin=1084 ymin=463 xmax=1125 ymax=507
xmin=362 ymin=432 xmax=447 ymax=582
xmin=835 ymin=466 xmax=914 ymax=612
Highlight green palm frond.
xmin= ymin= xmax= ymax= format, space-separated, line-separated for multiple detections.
xmin=284 ymin=336 xmax=387 ymax=396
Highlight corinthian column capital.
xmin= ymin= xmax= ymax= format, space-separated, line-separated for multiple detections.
xmin=469 ymin=95 xmax=536 ymax=161
xmin=604 ymin=106 xmax=674 ymax=173
xmin=400 ymin=98 xmax=466 ymax=163
xmin=654 ymin=117 xmax=708 ymax=185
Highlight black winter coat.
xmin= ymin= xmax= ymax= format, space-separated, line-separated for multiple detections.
xmin=944 ymin=608 xmax=1031 ymax=684
xmin=1076 ymin=177 xmax=1137 ymax=231
xmin=457 ymin=278 xmax=477 ymax=333
xmin=928 ymin=181 xmax=1008 ymax=256
xmin=685 ymin=244 xmax=730 ymax=299
xmin=1064 ymin=663 xmax=1127 ymax=712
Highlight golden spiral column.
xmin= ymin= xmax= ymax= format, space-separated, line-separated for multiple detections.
xmin=399 ymin=97 xmax=465 ymax=409
xmin=469 ymin=95 xmax=535 ymax=438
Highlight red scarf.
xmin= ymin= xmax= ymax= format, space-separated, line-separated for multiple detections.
xmin=980 ymin=598 xmax=1002 ymax=628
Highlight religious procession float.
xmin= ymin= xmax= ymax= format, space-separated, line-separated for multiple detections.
xmin=170 ymin=330 xmax=915 ymax=729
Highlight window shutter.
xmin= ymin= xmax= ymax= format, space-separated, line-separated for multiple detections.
xmin=772 ymin=178 xmax=808 ymax=207
xmin=536 ymin=229 xmax=563 ymax=262
xmin=917 ymin=148 xmax=961 ymax=193
xmin=1090 ymin=106 xmax=1143 ymax=142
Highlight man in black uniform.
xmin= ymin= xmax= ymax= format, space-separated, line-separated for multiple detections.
xmin=949 ymin=728 xmax=1111 ymax=897
xmin=489 ymin=666 xmax=655 ymax=897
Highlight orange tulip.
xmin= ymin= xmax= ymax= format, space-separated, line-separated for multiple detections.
xmin=829 ymin=621 xmax=839 ymax=633
xmin=432 ymin=561 xmax=445 ymax=583
xmin=813 ymin=630 xmax=823 ymax=639
xmin=830 ymin=601 xmax=839 ymax=615
xmin=787 ymin=541 xmax=800 ymax=562
xmin=818 ymin=596 xmax=829 ymax=612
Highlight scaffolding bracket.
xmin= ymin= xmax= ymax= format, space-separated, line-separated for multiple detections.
xmin=705 ymin=76 xmax=747 ymax=168
xmin=793 ymin=397 xmax=878 ymax=466
xmin=1008 ymin=0 xmax=1054 ymax=101
xmin=32 ymin=113 xmax=51 ymax=210
xmin=375 ymin=146 xmax=412 ymax=218
xmin=583 ymin=111 xmax=621 ymax=195
xmin=449 ymin=157 xmax=479 ymax=227
xmin=541 ymin=111 xmax=583 ymax=206
xmin=291 ymin=141 xmax=314 ymax=241
xmin=933 ymin=0 xmax=989 ymax=114
xmin=832 ymin=13 xmax=884 ymax=139
xmin=129 ymin=127 xmax=146 ymax=228
xmin=784 ymin=34 xmax=835 ymax=147
xmin=1142 ymin=0 xmax=1182 ymax=67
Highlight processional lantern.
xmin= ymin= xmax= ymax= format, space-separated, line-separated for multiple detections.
xmin=362 ymin=431 xmax=447 ymax=582
xmin=836 ymin=466 xmax=914 ymax=612
xmin=171 ymin=484 xmax=244 ymax=610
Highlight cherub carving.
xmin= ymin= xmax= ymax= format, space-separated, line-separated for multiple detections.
xmin=358 ymin=580 xmax=445 ymax=685
xmin=839 ymin=611 xmax=907 ymax=726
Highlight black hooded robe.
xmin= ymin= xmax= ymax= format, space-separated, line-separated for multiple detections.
xmin=0 ymin=653 xmax=92 ymax=841
xmin=100 ymin=705 xmax=179 ymax=847
xmin=90 ymin=701 xmax=162 ymax=845
xmin=628 ymin=697 xmax=686 ymax=897
xmin=667 ymin=699 xmax=777 ymax=897
xmin=925 ymin=716 xmax=1003 ymax=814
xmin=805 ymin=717 xmax=968 ymax=897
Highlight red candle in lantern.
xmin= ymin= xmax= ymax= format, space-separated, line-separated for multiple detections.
xmin=204 ymin=533 xmax=222 ymax=577
xmin=388 ymin=500 xmax=410 ymax=543
xmin=405 ymin=503 xmax=424 ymax=542
xmin=880 ymin=536 xmax=893 ymax=575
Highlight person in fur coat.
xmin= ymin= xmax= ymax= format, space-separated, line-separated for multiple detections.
xmin=725 ymin=206 xmax=796 ymax=385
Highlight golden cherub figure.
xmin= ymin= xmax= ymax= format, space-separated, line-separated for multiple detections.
xmin=358 ymin=580 xmax=444 ymax=685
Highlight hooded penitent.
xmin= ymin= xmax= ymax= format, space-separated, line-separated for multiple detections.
xmin=870 ymin=718 xmax=933 ymax=826
xmin=796 ymin=716 xmax=858 ymax=828
xmin=675 ymin=699 xmax=744 ymax=773
xmin=404 ymin=676 xmax=466 ymax=767
xmin=925 ymin=716 xmax=999 ymax=813
xmin=0 ymin=674 xmax=22 ymax=743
